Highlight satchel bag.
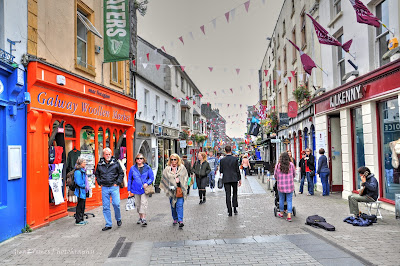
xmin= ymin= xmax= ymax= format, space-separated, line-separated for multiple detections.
xmin=176 ymin=186 xmax=183 ymax=198
xmin=144 ymin=184 xmax=155 ymax=195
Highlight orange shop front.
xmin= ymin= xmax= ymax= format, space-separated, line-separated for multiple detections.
xmin=26 ymin=62 xmax=137 ymax=229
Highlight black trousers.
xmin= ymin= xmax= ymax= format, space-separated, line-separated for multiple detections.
xmin=224 ymin=182 xmax=238 ymax=213
xmin=76 ymin=197 xmax=86 ymax=223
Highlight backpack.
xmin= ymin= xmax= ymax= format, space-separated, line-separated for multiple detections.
xmin=66 ymin=169 xmax=77 ymax=191
xmin=306 ymin=215 xmax=335 ymax=231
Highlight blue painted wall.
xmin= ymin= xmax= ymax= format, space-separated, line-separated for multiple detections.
xmin=0 ymin=61 xmax=27 ymax=242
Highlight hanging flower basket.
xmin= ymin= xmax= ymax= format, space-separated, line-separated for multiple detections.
xmin=293 ymin=85 xmax=311 ymax=107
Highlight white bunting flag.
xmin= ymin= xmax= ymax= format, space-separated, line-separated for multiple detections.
xmin=142 ymin=63 xmax=148 ymax=69
xmin=212 ymin=18 xmax=217 ymax=29
xmin=231 ymin=8 xmax=236 ymax=21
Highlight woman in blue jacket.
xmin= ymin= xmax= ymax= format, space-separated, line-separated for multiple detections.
xmin=74 ymin=158 xmax=89 ymax=225
xmin=128 ymin=153 xmax=154 ymax=227
xmin=317 ymin=148 xmax=331 ymax=196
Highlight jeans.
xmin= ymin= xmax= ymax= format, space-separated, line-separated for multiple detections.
xmin=299 ymin=175 xmax=305 ymax=193
xmin=208 ymin=171 xmax=215 ymax=189
xmin=320 ymin=172 xmax=330 ymax=196
xmin=306 ymin=172 xmax=314 ymax=195
xmin=278 ymin=192 xmax=293 ymax=213
xmin=101 ymin=186 xmax=121 ymax=227
xmin=224 ymin=182 xmax=238 ymax=214
xmin=170 ymin=197 xmax=184 ymax=222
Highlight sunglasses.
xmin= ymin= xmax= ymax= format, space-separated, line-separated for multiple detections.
xmin=170 ymin=158 xmax=177 ymax=161
xmin=136 ymin=158 xmax=144 ymax=160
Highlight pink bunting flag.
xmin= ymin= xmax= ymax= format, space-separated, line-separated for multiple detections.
xmin=155 ymin=64 xmax=161 ymax=70
xmin=288 ymin=77 xmax=292 ymax=83
xmin=146 ymin=53 xmax=150 ymax=61
xmin=287 ymin=38 xmax=316 ymax=75
xmin=161 ymin=46 xmax=166 ymax=53
xmin=200 ymin=25 xmax=205 ymax=35
xmin=307 ymin=14 xmax=352 ymax=52
xmin=225 ymin=12 xmax=230 ymax=23
xmin=236 ymin=68 xmax=240 ymax=75
xmin=181 ymin=66 xmax=185 ymax=72
xmin=349 ymin=0 xmax=380 ymax=28
xmin=240 ymin=104 xmax=242 ymax=108
xmin=193 ymin=100 xmax=196 ymax=105
xmin=248 ymin=85 xmax=251 ymax=90
xmin=177 ymin=99 xmax=181 ymax=102
xmin=227 ymin=104 xmax=230 ymax=107
xmin=264 ymin=70 xmax=268 ymax=76
xmin=230 ymin=88 xmax=233 ymax=93
xmin=132 ymin=60 xmax=136 ymax=66
xmin=208 ymin=67 xmax=213 ymax=72
xmin=291 ymin=71 xmax=296 ymax=77
xmin=214 ymin=91 xmax=217 ymax=96
xmin=273 ymin=80 xmax=277 ymax=86
xmin=179 ymin=36 xmax=184 ymax=45
xmin=265 ymin=81 xmax=270 ymax=87
xmin=186 ymin=96 xmax=190 ymax=100
xmin=244 ymin=0 xmax=250 ymax=12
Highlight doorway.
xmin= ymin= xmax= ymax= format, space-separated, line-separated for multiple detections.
xmin=328 ymin=116 xmax=343 ymax=192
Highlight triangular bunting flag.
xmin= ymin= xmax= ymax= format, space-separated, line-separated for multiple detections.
xmin=248 ymin=85 xmax=251 ymax=90
xmin=153 ymin=48 xmax=158 ymax=55
xmin=161 ymin=46 xmax=166 ymax=53
xmin=273 ymin=80 xmax=277 ymax=85
xmin=186 ymin=96 xmax=190 ymax=100
xmin=208 ymin=67 xmax=213 ymax=72
xmin=200 ymin=25 xmax=205 ymax=35
xmin=179 ymin=36 xmax=184 ymax=45
xmin=230 ymin=88 xmax=233 ymax=93
xmin=214 ymin=91 xmax=217 ymax=96
xmin=231 ymin=8 xmax=236 ymax=21
xmin=276 ymin=70 xmax=282 ymax=77
xmin=193 ymin=100 xmax=196 ymax=105
xmin=168 ymin=65 xmax=173 ymax=68
xmin=146 ymin=53 xmax=150 ymax=61
xmin=288 ymin=77 xmax=292 ymax=82
xmin=132 ymin=60 xmax=136 ymax=66
xmin=189 ymin=32 xmax=194 ymax=40
xmin=244 ymin=0 xmax=250 ymax=12
xmin=155 ymin=64 xmax=161 ymax=70
xmin=142 ymin=63 xmax=148 ymax=69
xmin=225 ymin=12 xmax=230 ymax=23
xmin=265 ymin=81 xmax=269 ymax=87
xmin=264 ymin=70 xmax=268 ymax=76
xmin=236 ymin=68 xmax=240 ymax=75
xmin=299 ymin=75 xmax=304 ymax=82
xmin=180 ymin=66 xmax=185 ymax=72
xmin=212 ymin=18 xmax=217 ymax=29
xmin=291 ymin=71 xmax=296 ymax=77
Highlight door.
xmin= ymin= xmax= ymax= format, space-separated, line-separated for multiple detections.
xmin=328 ymin=116 xmax=343 ymax=192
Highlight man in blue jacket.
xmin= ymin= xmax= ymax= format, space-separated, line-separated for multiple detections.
xmin=348 ymin=166 xmax=379 ymax=216
xmin=95 ymin=148 xmax=124 ymax=231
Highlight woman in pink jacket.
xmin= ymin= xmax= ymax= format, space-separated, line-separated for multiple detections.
xmin=274 ymin=152 xmax=295 ymax=222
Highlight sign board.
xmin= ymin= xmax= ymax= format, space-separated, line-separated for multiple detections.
xmin=271 ymin=139 xmax=281 ymax=143
xmin=287 ymin=101 xmax=298 ymax=118
xmin=329 ymin=85 xmax=363 ymax=108
xmin=187 ymin=140 xmax=193 ymax=146
xmin=8 ymin=145 xmax=22 ymax=180
xmin=279 ymin=113 xmax=289 ymax=127
xmin=283 ymin=139 xmax=290 ymax=145
xmin=179 ymin=140 xmax=187 ymax=148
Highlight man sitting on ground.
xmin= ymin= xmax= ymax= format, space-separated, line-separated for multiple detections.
xmin=348 ymin=166 xmax=379 ymax=216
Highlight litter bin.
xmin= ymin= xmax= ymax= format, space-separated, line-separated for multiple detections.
xmin=396 ymin=194 xmax=400 ymax=220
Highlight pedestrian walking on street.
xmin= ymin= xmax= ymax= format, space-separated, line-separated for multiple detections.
xmin=193 ymin=152 xmax=211 ymax=204
xmin=182 ymin=155 xmax=194 ymax=195
xmin=317 ymin=148 xmax=330 ymax=196
xmin=74 ymin=158 xmax=89 ymax=226
xmin=128 ymin=153 xmax=154 ymax=227
xmin=160 ymin=154 xmax=188 ymax=228
xmin=207 ymin=151 xmax=218 ymax=192
xmin=348 ymin=166 xmax=379 ymax=216
xmin=95 ymin=147 xmax=124 ymax=231
xmin=241 ymin=155 xmax=250 ymax=178
xmin=274 ymin=152 xmax=295 ymax=222
xmin=288 ymin=150 xmax=296 ymax=168
xmin=219 ymin=146 xmax=242 ymax=216
xmin=299 ymin=148 xmax=315 ymax=195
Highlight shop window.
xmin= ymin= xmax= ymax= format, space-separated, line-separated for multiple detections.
xmin=333 ymin=0 xmax=341 ymax=16
xmin=376 ymin=0 xmax=390 ymax=67
xmin=336 ymin=33 xmax=345 ymax=85
xmin=379 ymin=98 xmax=400 ymax=201
xmin=80 ymin=126 xmax=96 ymax=188
xmin=110 ymin=61 xmax=124 ymax=88
xmin=65 ymin=124 xmax=77 ymax=171
xmin=75 ymin=1 xmax=101 ymax=76
xmin=106 ymin=128 xmax=111 ymax=148
xmin=300 ymin=9 xmax=306 ymax=49
xmin=98 ymin=127 xmax=104 ymax=158
xmin=292 ymin=27 xmax=297 ymax=64
xmin=352 ymin=107 xmax=365 ymax=190
xmin=113 ymin=130 xmax=117 ymax=153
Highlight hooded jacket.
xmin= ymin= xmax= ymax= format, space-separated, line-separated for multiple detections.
xmin=95 ymin=156 xmax=124 ymax=187
xmin=128 ymin=164 xmax=154 ymax=195
xmin=362 ymin=173 xmax=379 ymax=201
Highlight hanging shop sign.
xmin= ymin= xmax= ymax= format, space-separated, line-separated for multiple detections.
xmin=279 ymin=113 xmax=289 ymax=128
xmin=187 ymin=140 xmax=193 ymax=146
xmin=137 ymin=123 xmax=151 ymax=137
xmin=287 ymin=101 xmax=298 ymax=118
xmin=329 ymin=85 xmax=363 ymax=108
xmin=103 ymin=0 xmax=130 ymax=63
xmin=179 ymin=140 xmax=187 ymax=148
xmin=30 ymin=86 xmax=132 ymax=126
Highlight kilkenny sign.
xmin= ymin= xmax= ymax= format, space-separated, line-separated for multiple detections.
xmin=329 ymin=85 xmax=363 ymax=108
xmin=104 ymin=0 xmax=130 ymax=62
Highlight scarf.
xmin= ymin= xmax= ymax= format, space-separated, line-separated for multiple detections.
xmin=160 ymin=165 xmax=188 ymax=206
xmin=82 ymin=168 xmax=90 ymax=193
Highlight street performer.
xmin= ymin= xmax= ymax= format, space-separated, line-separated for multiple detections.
xmin=348 ymin=166 xmax=379 ymax=216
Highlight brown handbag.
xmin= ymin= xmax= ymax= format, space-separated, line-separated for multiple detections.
xmin=176 ymin=186 xmax=183 ymax=198
xmin=145 ymin=184 xmax=155 ymax=195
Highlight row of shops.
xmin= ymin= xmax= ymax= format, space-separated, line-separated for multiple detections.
xmin=261 ymin=59 xmax=400 ymax=208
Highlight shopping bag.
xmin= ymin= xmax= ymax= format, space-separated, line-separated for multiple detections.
xmin=125 ymin=196 xmax=135 ymax=211
xmin=193 ymin=178 xmax=197 ymax=190
xmin=218 ymin=178 xmax=223 ymax=189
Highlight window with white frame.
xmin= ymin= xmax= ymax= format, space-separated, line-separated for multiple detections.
xmin=175 ymin=69 xmax=179 ymax=86
xmin=76 ymin=11 xmax=88 ymax=68
xmin=181 ymin=76 xmax=185 ymax=93
xmin=164 ymin=101 xmax=168 ymax=122
xmin=333 ymin=0 xmax=341 ymax=15
xmin=156 ymin=96 xmax=160 ymax=122
xmin=144 ymin=90 xmax=149 ymax=118
xmin=376 ymin=0 xmax=390 ymax=67
xmin=172 ymin=105 xmax=176 ymax=124
xmin=337 ymin=33 xmax=345 ymax=85
xmin=111 ymin=62 xmax=118 ymax=83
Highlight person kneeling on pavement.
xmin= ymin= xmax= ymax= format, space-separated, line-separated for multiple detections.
xmin=348 ymin=166 xmax=379 ymax=216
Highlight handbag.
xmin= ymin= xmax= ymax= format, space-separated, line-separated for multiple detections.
xmin=218 ymin=178 xmax=223 ymax=189
xmin=125 ymin=196 xmax=135 ymax=211
xmin=176 ymin=186 xmax=183 ymax=198
xmin=193 ymin=178 xmax=198 ymax=190
xmin=144 ymin=184 xmax=155 ymax=195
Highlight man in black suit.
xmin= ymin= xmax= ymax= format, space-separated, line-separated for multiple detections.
xmin=219 ymin=146 xmax=242 ymax=216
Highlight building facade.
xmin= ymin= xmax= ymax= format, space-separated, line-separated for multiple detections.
xmin=0 ymin=0 xmax=28 ymax=242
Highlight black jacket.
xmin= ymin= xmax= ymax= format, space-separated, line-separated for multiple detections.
xmin=220 ymin=154 xmax=241 ymax=183
xmin=193 ymin=160 xmax=211 ymax=179
xmin=299 ymin=155 xmax=315 ymax=176
xmin=183 ymin=159 xmax=192 ymax=175
xmin=95 ymin=156 xmax=124 ymax=187
xmin=362 ymin=174 xmax=379 ymax=201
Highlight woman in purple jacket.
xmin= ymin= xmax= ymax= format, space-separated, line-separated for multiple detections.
xmin=128 ymin=153 xmax=154 ymax=227
xmin=274 ymin=152 xmax=295 ymax=222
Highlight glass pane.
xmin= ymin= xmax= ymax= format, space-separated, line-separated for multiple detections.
xmin=376 ymin=0 xmax=389 ymax=36
xmin=111 ymin=62 xmax=118 ymax=82
xmin=352 ymin=108 xmax=365 ymax=190
xmin=77 ymin=17 xmax=87 ymax=40
xmin=77 ymin=38 xmax=87 ymax=67
xmin=379 ymin=33 xmax=390 ymax=66
xmin=65 ymin=124 xmax=75 ymax=138
xmin=380 ymin=98 xmax=400 ymax=201
xmin=98 ymin=127 xmax=104 ymax=158
xmin=106 ymin=128 xmax=110 ymax=148
xmin=80 ymin=126 xmax=96 ymax=188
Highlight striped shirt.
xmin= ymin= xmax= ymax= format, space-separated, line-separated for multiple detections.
xmin=275 ymin=162 xmax=295 ymax=193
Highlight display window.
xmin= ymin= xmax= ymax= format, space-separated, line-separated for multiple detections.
xmin=351 ymin=107 xmax=365 ymax=191
xmin=378 ymin=98 xmax=400 ymax=202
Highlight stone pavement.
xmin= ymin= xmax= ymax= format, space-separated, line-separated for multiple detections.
xmin=0 ymin=173 xmax=399 ymax=265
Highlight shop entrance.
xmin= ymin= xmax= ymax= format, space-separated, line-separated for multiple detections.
xmin=328 ymin=115 xmax=343 ymax=192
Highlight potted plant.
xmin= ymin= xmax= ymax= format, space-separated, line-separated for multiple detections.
xmin=293 ymin=85 xmax=311 ymax=107
xmin=154 ymin=164 xmax=162 ymax=193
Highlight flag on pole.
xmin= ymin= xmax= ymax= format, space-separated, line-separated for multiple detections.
xmin=287 ymin=38 xmax=316 ymax=75
xmin=307 ymin=14 xmax=352 ymax=52
xmin=349 ymin=0 xmax=380 ymax=27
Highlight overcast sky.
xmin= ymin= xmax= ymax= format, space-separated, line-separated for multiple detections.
xmin=137 ymin=0 xmax=284 ymax=138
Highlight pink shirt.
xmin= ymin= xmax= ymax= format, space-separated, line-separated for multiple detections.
xmin=275 ymin=162 xmax=295 ymax=193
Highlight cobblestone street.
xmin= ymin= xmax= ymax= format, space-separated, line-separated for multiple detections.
xmin=0 ymin=174 xmax=399 ymax=265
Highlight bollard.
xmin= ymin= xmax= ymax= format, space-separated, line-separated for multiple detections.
xmin=258 ymin=167 xmax=261 ymax=179
xmin=262 ymin=167 xmax=265 ymax=183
